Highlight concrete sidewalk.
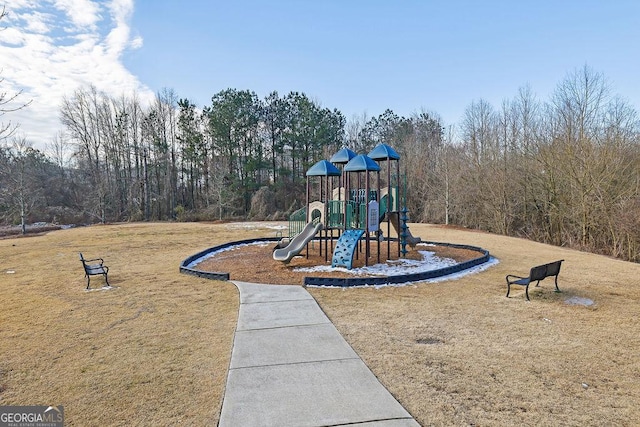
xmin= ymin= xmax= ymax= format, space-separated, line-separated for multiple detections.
xmin=218 ymin=281 xmax=419 ymax=427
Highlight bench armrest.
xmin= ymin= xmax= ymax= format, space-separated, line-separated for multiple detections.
xmin=83 ymin=257 xmax=104 ymax=264
xmin=505 ymin=274 xmax=527 ymax=283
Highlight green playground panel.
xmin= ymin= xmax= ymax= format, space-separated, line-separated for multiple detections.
xmin=327 ymin=200 xmax=344 ymax=228
xmin=288 ymin=207 xmax=306 ymax=238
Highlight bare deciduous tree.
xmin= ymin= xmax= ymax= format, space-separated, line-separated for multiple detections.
xmin=0 ymin=6 xmax=31 ymax=140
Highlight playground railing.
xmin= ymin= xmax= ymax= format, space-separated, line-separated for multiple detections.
xmin=288 ymin=207 xmax=306 ymax=238
xmin=327 ymin=200 xmax=344 ymax=228
xmin=359 ymin=203 xmax=367 ymax=229
xmin=345 ymin=201 xmax=357 ymax=229
xmin=350 ymin=189 xmax=378 ymax=205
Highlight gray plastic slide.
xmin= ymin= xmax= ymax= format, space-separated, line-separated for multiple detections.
xmin=385 ymin=211 xmax=422 ymax=247
xmin=273 ymin=222 xmax=323 ymax=263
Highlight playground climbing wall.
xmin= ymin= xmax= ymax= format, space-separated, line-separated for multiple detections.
xmin=331 ymin=229 xmax=365 ymax=269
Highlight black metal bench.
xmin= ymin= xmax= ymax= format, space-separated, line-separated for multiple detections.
xmin=506 ymin=259 xmax=563 ymax=301
xmin=79 ymin=253 xmax=110 ymax=289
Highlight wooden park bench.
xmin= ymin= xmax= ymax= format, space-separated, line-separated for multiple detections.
xmin=506 ymin=259 xmax=563 ymax=301
xmin=79 ymin=253 xmax=110 ymax=289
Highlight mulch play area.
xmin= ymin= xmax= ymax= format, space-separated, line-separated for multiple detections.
xmin=193 ymin=239 xmax=482 ymax=285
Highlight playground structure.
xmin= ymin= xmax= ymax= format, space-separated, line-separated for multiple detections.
xmin=181 ymin=143 xmax=492 ymax=287
xmin=273 ymin=143 xmax=421 ymax=269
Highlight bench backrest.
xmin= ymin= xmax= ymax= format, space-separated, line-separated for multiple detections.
xmin=545 ymin=259 xmax=563 ymax=277
xmin=529 ymin=264 xmax=548 ymax=281
xmin=79 ymin=253 xmax=99 ymax=269
xmin=530 ymin=259 xmax=563 ymax=282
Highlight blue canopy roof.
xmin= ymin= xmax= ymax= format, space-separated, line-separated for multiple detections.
xmin=344 ymin=154 xmax=381 ymax=172
xmin=329 ymin=147 xmax=357 ymax=164
xmin=306 ymin=160 xmax=342 ymax=176
xmin=368 ymin=143 xmax=400 ymax=160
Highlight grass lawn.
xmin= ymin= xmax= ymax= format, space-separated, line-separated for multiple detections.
xmin=0 ymin=222 xmax=260 ymax=426
xmin=310 ymin=224 xmax=640 ymax=426
xmin=1 ymin=222 xmax=639 ymax=426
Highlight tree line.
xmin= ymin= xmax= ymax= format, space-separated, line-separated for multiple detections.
xmin=0 ymin=66 xmax=638 ymax=262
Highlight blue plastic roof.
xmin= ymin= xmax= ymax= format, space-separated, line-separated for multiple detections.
xmin=343 ymin=154 xmax=381 ymax=172
xmin=368 ymin=143 xmax=400 ymax=160
xmin=329 ymin=147 xmax=357 ymax=164
xmin=306 ymin=160 xmax=342 ymax=176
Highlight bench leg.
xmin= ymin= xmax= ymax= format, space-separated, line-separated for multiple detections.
xmin=104 ymin=272 xmax=110 ymax=287
xmin=86 ymin=275 xmax=91 ymax=290
xmin=554 ymin=276 xmax=560 ymax=292
xmin=505 ymin=279 xmax=511 ymax=298
xmin=525 ymin=284 xmax=530 ymax=301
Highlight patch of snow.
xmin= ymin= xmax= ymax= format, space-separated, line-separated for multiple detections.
xmin=265 ymin=225 xmax=287 ymax=230
xmin=294 ymin=250 xmax=458 ymax=277
xmin=565 ymin=296 xmax=595 ymax=306
xmin=85 ymin=285 xmax=116 ymax=292
xmin=304 ymin=255 xmax=500 ymax=288
xmin=228 ymin=222 xmax=286 ymax=231
xmin=423 ymin=257 xmax=499 ymax=283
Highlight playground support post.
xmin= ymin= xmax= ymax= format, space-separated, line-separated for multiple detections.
xmin=400 ymin=207 xmax=409 ymax=257
xmin=365 ymin=170 xmax=370 ymax=266
xmin=400 ymin=171 xmax=409 ymax=257
xmin=396 ymin=157 xmax=401 ymax=258
xmin=386 ymin=157 xmax=392 ymax=259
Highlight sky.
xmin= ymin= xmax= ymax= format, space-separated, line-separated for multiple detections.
xmin=1 ymin=0 xmax=640 ymax=151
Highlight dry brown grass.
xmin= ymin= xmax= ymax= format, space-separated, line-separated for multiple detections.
xmin=2 ymin=222 xmax=639 ymax=426
xmin=0 ymin=222 xmax=271 ymax=426
xmin=310 ymin=224 xmax=640 ymax=426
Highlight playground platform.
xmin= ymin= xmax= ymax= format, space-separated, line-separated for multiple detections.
xmin=218 ymin=280 xmax=419 ymax=426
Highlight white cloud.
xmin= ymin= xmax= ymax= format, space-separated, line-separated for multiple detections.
xmin=130 ymin=35 xmax=142 ymax=49
xmin=1 ymin=27 xmax=28 ymax=46
xmin=0 ymin=0 xmax=154 ymax=149
xmin=53 ymin=0 xmax=101 ymax=30
xmin=23 ymin=11 xmax=52 ymax=34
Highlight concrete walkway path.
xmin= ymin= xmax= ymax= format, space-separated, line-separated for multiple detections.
xmin=218 ymin=281 xmax=420 ymax=427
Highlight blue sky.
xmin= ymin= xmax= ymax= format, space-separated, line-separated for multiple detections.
xmin=1 ymin=0 xmax=639 ymax=150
